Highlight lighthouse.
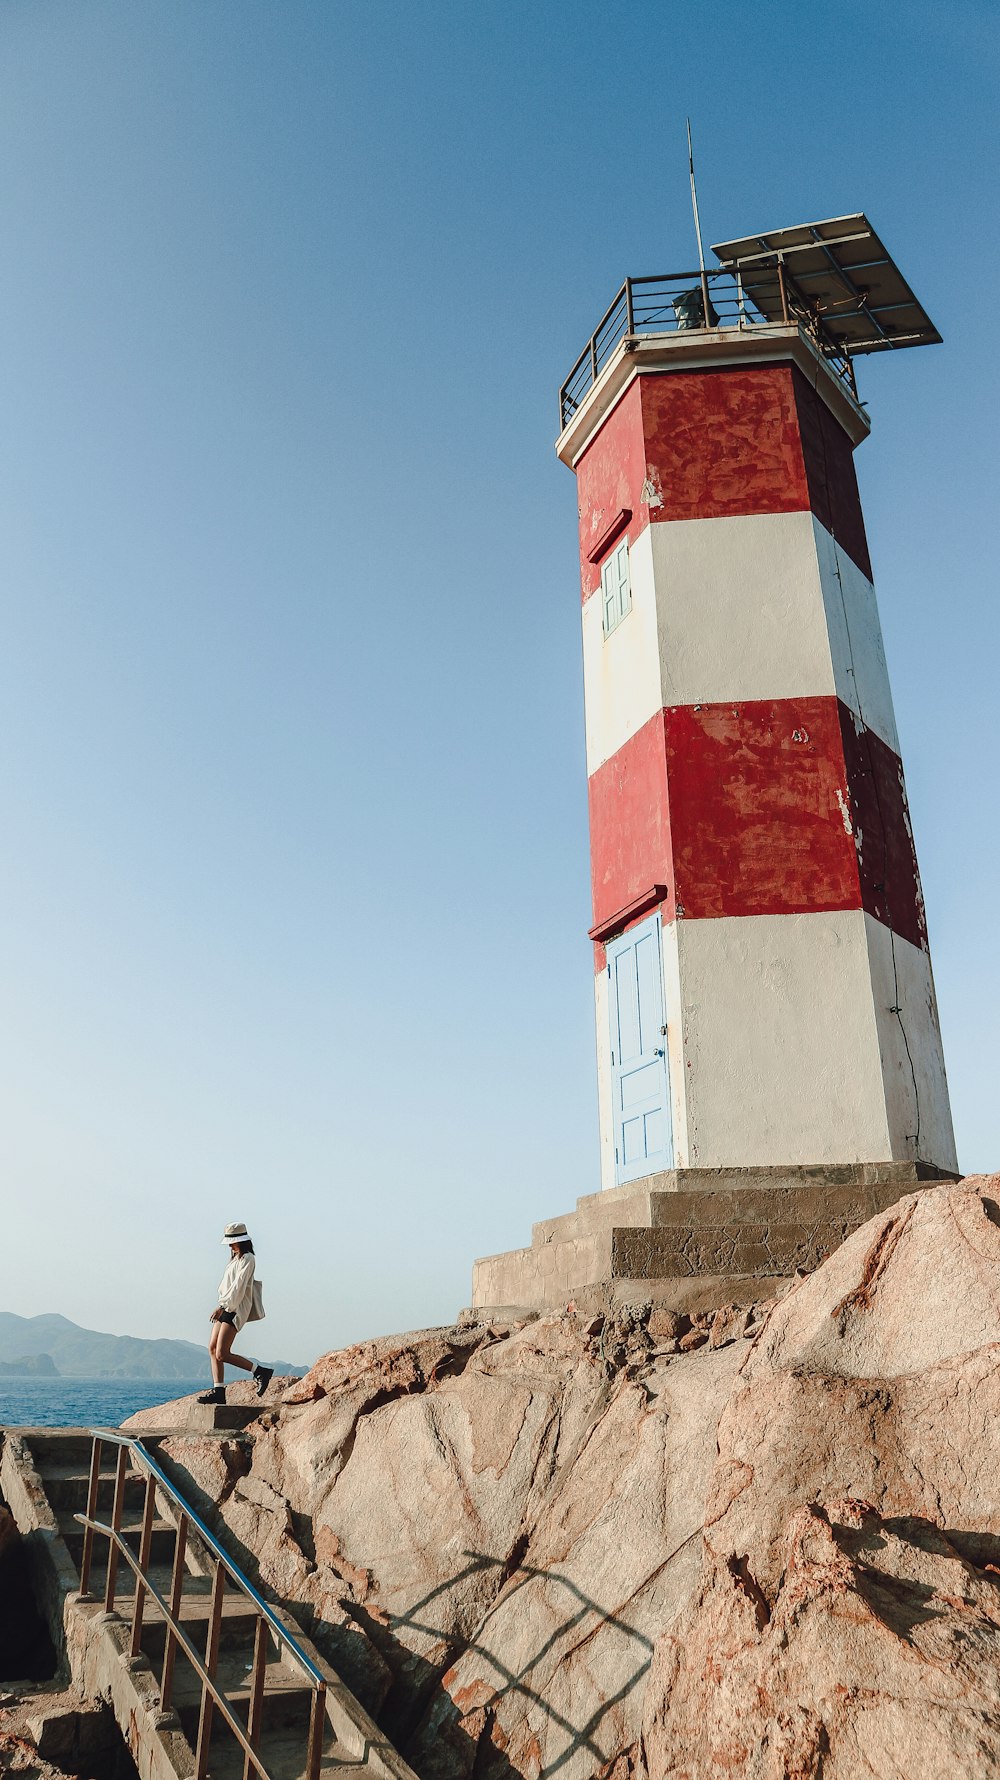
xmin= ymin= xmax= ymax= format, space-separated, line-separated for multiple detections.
xmin=472 ymin=215 xmax=958 ymax=1317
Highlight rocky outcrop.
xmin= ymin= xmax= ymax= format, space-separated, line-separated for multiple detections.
xmin=640 ymin=1498 xmax=1000 ymax=1779
xmin=128 ymin=1178 xmax=1000 ymax=1779
xmin=632 ymin=1173 xmax=1000 ymax=1778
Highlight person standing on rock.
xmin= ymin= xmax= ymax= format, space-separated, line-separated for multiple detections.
xmin=197 ymin=1222 xmax=273 ymax=1406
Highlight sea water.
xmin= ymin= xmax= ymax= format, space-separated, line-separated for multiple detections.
xmin=0 ymin=1377 xmax=207 ymax=1429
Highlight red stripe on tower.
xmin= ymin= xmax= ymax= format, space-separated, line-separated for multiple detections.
xmin=588 ymin=698 xmax=925 ymax=949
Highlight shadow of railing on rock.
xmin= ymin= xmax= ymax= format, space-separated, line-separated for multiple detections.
xmin=150 ymin=1446 xmax=696 ymax=1780
xmin=387 ymin=1546 xmax=692 ymax=1779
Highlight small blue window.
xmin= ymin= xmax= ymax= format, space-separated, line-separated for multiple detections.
xmin=602 ymin=538 xmax=631 ymax=636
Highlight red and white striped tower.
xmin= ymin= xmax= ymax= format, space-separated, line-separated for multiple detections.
xmin=558 ymin=219 xmax=957 ymax=1190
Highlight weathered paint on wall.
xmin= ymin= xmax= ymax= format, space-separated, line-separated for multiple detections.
xmin=648 ymin=511 xmax=842 ymax=721
xmin=675 ymin=910 xmax=897 ymax=1166
xmin=671 ymin=909 xmax=957 ymax=1170
xmin=636 ymin=366 xmax=810 ymax=525
xmin=581 ymin=524 xmax=661 ymax=778
xmin=837 ymin=706 xmax=926 ymax=950
xmin=864 ymin=915 xmax=957 ymax=1172
xmin=588 ymin=709 xmax=675 ymax=937
xmin=792 ymin=367 xmax=872 ymax=580
xmin=576 ymin=379 xmax=649 ymax=600
xmin=813 ymin=517 xmax=899 ymax=753
xmin=582 ymin=511 xmax=902 ymax=778
xmin=664 ymin=697 xmax=869 ymax=922
xmin=587 ymin=694 xmax=924 ymax=943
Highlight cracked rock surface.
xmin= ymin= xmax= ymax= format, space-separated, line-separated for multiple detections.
xmin=126 ymin=1178 xmax=1000 ymax=1779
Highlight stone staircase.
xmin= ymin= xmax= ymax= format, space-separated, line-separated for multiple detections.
xmin=0 ymin=1426 xmax=415 ymax=1780
xmin=471 ymin=1161 xmax=954 ymax=1317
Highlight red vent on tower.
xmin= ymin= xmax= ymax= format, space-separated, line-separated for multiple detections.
xmin=586 ymin=508 xmax=633 ymax=564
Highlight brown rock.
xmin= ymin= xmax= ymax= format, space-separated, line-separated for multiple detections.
xmin=643 ymin=1499 xmax=1000 ymax=1777
xmin=647 ymin=1308 xmax=682 ymax=1342
xmin=708 ymin=1304 xmax=752 ymax=1349
xmin=411 ymin=1341 xmax=743 ymax=1778
xmin=678 ymin=1327 xmax=709 ymax=1352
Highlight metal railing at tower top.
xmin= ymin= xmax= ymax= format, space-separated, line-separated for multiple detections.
xmin=76 ymin=1428 xmax=327 ymax=1780
xmin=558 ymin=265 xmax=858 ymax=431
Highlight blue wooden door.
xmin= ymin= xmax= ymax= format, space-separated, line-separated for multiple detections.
xmin=608 ymin=915 xmax=673 ymax=1184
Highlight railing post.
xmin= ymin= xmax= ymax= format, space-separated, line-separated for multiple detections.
xmin=159 ymin=1514 xmax=188 ymax=1716
xmin=194 ymin=1560 xmax=226 ymax=1780
xmin=625 ymin=278 xmax=634 ymax=336
xmin=103 ymin=1444 xmax=129 ymax=1613
xmin=79 ymin=1436 xmax=102 ymax=1600
xmin=305 ymin=1684 xmax=327 ymax=1780
xmin=777 ymin=257 xmax=790 ymax=324
xmin=129 ymin=1471 xmax=157 ymax=1658
xmin=243 ymin=1617 xmax=269 ymax=1780
xmin=699 ymin=267 xmax=713 ymax=330
xmin=590 ymin=335 xmax=598 ymax=390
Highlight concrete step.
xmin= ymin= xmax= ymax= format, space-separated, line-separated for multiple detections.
xmin=530 ymin=1170 xmax=945 ymax=1247
xmin=58 ymin=1507 xmax=178 ymax=1566
xmin=17 ymin=1428 xmax=96 ymax=1466
xmin=610 ymin=1213 xmax=877 ymax=1280
xmin=173 ymin=1657 xmax=316 ymax=1728
xmin=160 ymin=1399 xmax=264 ymax=1433
xmin=139 ymin=1593 xmax=259 ymax=1657
xmin=39 ymin=1465 xmax=147 ymax=1512
xmin=642 ymin=1181 xmax=933 ymax=1228
xmin=80 ymin=1557 xmax=183 ymax=1601
xmin=472 ymin=1167 xmax=950 ymax=1315
xmin=195 ymin=1725 xmax=362 ymax=1780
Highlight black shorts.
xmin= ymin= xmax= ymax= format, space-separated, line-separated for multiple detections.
xmin=217 ymin=1310 xmax=237 ymax=1327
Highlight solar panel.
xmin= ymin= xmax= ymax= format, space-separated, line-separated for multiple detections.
xmin=710 ymin=214 xmax=941 ymax=356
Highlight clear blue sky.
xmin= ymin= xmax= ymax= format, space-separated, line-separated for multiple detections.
xmin=0 ymin=1 xmax=996 ymax=1366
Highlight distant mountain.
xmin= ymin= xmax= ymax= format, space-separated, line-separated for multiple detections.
xmin=0 ymin=1313 xmax=304 ymax=1380
xmin=0 ymin=1352 xmax=59 ymax=1377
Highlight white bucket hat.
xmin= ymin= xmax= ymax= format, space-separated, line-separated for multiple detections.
xmin=222 ymin=1222 xmax=251 ymax=1243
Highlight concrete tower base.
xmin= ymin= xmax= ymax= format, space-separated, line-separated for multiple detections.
xmin=470 ymin=1162 xmax=957 ymax=1319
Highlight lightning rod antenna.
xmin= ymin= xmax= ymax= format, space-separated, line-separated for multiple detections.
xmin=686 ymin=118 xmax=712 ymax=327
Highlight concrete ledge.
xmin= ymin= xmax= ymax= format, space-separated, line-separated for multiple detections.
xmin=473 ymin=1273 xmax=788 ymax=1321
xmin=527 ymin=1162 xmax=952 ymax=1248
xmin=472 ymin=1164 xmax=956 ymax=1315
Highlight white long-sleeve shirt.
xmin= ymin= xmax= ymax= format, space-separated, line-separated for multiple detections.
xmin=217 ymin=1254 xmax=256 ymax=1331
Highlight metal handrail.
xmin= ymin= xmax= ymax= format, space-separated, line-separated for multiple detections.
xmin=558 ymin=266 xmax=858 ymax=430
xmin=76 ymin=1429 xmax=327 ymax=1780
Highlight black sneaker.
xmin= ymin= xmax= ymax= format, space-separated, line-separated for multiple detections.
xmin=252 ymin=1364 xmax=274 ymax=1398
xmin=197 ymin=1385 xmax=225 ymax=1405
